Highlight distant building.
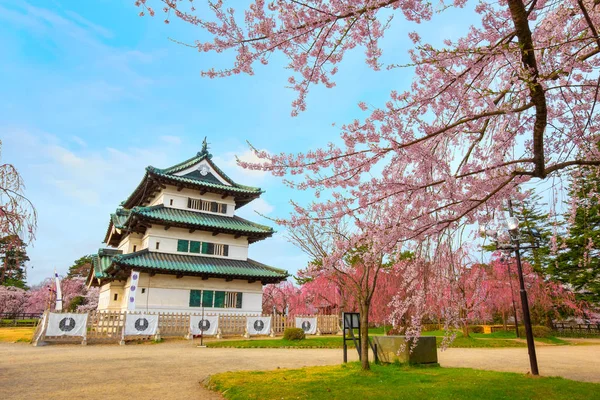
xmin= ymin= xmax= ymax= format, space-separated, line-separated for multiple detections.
xmin=87 ymin=140 xmax=288 ymax=314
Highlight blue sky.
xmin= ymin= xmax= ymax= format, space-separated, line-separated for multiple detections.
xmin=1 ymin=0 xmax=473 ymax=285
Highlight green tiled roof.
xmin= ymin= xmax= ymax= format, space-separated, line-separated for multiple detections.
xmin=132 ymin=205 xmax=273 ymax=234
xmin=122 ymin=149 xmax=263 ymax=209
xmin=148 ymin=168 xmax=262 ymax=194
xmin=110 ymin=208 xmax=131 ymax=230
xmin=91 ymin=249 xmax=122 ymax=280
xmin=113 ymin=250 xmax=288 ymax=280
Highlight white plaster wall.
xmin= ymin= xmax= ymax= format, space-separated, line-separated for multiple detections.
xmin=144 ymin=226 xmax=249 ymax=260
xmin=149 ymin=193 xmax=164 ymax=207
xmin=117 ymin=234 xmax=143 ymax=254
xmin=98 ymin=282 xmax=125 ymax=311
xmin=160 ymin=186 xmax=236 ymax=217
xmin=120 ymin=272 xmax=263 ymax=314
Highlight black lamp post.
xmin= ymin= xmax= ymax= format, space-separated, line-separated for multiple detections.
xmin=500 ymin=255 xmax=520 ymax=338
xmin=482 ymin=200 xmax=540 ymax=376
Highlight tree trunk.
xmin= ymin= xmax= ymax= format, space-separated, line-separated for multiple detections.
xmin=462 ymin=323 xmax=470 ymax=338
xmin=502 ymin=311 xmax=507 ymax=331
xmin=360 ymin=302 xmax=370 ymax=371
xmin=460 ymin=308 xmax=470 ymax=338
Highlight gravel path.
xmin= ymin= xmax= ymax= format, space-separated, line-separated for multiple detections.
xmin=438 ymin=344 xmax=600 ymax=383
xmin=1 ymin=340 xmax=598 ymax=399
xmin=0 ymin=340 xmax=358 ymax=400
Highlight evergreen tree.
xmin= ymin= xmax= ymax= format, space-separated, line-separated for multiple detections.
xmin=66 ymin=255 xmax=93 ymax=279
xmin=552 ymin=168 xmax=600 ymax=303
xmin=513 ymin=192 xmax=553 ymax=274
xmin=0 ymin=235 xmax=29 ymax=289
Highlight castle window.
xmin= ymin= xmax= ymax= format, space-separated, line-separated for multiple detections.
xmin=169 ymin=199 xmax=173 ymax=206
xmin=113 ymin=293 xmax=118 ymax=301
xmin=141 ymin=288 xmax=146 ymax=294
xmin=133 ymin=245 xmax=137 ymax=252
xmin=155 ymin=242 xmax=160 ymax=250
xmin=187 ymin=198 xmax=228 ymax=214
xmin=189 ymin=290 xmax=201 ymax=307
xmin=189 ymin=290 xmax=242 ymax=308
xmin=177 ymin=239 xmax=189 ymax=252
xmin=202 ymin=290 xmax=214 ymax=307
xmin=190 ymin=241 xmax=201 ymax=253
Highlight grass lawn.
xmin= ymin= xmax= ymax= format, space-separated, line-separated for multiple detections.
xmin=207 ymin=336 xmax=349 ymax=349
xmin=0 ymin=327 xmax=34 ymax=343
xmin=206 ymin=334 xmax=530 ymax=349
xmin=207 ymin=362 xmax=599 ymax=400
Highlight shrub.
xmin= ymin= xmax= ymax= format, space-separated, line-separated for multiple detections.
xmin=68 ymin=296 xmax=85 ymax=311
xmin=469 ymin=325 xmax=484 ymax=334
xmin=283 ymin=328 xmax=305 ymax=341
xmin=518 ymin=325 xmax=552 ymax=338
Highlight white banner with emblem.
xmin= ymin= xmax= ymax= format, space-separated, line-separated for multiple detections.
xmin=124 ymin=313 xmax=159 ymax=336
xmin=46 ymin=313 xmax=88 ymax=337
xmin=295 ymin=317 xmax=318 ymax=335
xmin=246 ymin=316 xmax=271 ymax=336
xmin=189 ymin=315 xmax=219 ymax=336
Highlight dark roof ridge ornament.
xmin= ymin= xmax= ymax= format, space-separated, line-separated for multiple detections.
xmin=198 ymin=136 xmax=212 ymax=159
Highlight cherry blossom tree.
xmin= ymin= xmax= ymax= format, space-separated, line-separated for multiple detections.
xmin=262 ymin=280 xmax=304 ymax=314
xmin=25 ymin=276 xmax=99 ymax=314
xmin=286 ymin=207 xmax=403 ymax=370
xmin=1 ymin=140 xmax=36 ymax=284
xmin=138 ymin=0 xmax=600 ymax=235
xmin=0 ymin=140 xmax=36 ymax=241
xmin=0 ymin=285 xmax=28 ymax=317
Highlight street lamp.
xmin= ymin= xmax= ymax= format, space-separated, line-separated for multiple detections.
xmin=481 ymin=200 xmax=540 ymax=376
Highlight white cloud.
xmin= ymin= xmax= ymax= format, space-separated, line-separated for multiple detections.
xmin=213 ymin=148 xmax=271 ymax=187
xmin=160 ymin=135 xmax=182 ymax=145
xmin=249 ymin=198 xmax=274 ymax=215
xmin=71 ymin=136 xmax=87 ymax=147
xmin=237 ymin=198 xmax=275 ymax=221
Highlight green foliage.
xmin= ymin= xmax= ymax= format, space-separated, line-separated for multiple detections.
xmin=67 ymin=255 xmax=93 ymax=279
xmin=207 ymin=362 xmax=600 ymax=400
xmin=207 ymin=337 xmax=348 ymax=349
xmin=0 ymin=235 xmax=29 ymax=289
xmin=67 ymin=295 xmax=85 ymax=311
xmin=518 ymin=325 xmax=552 ymax=338
xmin=283 ymin=327 xmax=306 ymax=340
xmin=469 ymin=325 xmax=484 ymax=334
xmin=552 ymin=167 xmax=600 ymax=303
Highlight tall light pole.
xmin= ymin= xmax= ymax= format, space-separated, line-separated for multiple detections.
xmin=501 ymin=255 xmax=520 ymax=338
xmin=482 ymin=201 xmax=540 ymax=375
xmin=506 ymin=200 xmax=539 ymax=376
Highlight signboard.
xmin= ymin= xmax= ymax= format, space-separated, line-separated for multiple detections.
xmin=246 ymin=316 xmax=271 ymax=336
xmin=342 ymin=312 xmax=361 ymax=363
xmin=343 ymin=312 xmax=360 ymax=330
xmin=295 ymin=317 xmax=317 ymax=335
xmin=46 ymin=313 xmax=88 ymax=337
xmin=124 ymin=313 xmax=159 ymax=336
xmin=190 ymin=315 xmax=219 ymax=336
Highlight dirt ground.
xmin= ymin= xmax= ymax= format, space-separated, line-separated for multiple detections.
xmin=438 ymin=344 xmax=600 ymax=383
xmin=1 ymin=340 xmax=598 ymax=400
xmin=0 ymin=340 xmax=359 ymax=400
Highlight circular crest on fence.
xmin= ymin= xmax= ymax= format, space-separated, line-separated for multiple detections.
xmin=301 ymin=320 xmax=312 ymax=332
xmin=253 ymin=319 xmax=265 ymax=332
xmin=134 ymin=317 xmax=149 ymax=332
xmin=199 ymin=319 xmax=211 ymax=332
xmin=59 ymin=317 xmax=76 ymax=332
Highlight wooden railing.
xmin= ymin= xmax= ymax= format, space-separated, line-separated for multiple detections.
xmin=553 ymin=323 xmax=600 ymax=335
